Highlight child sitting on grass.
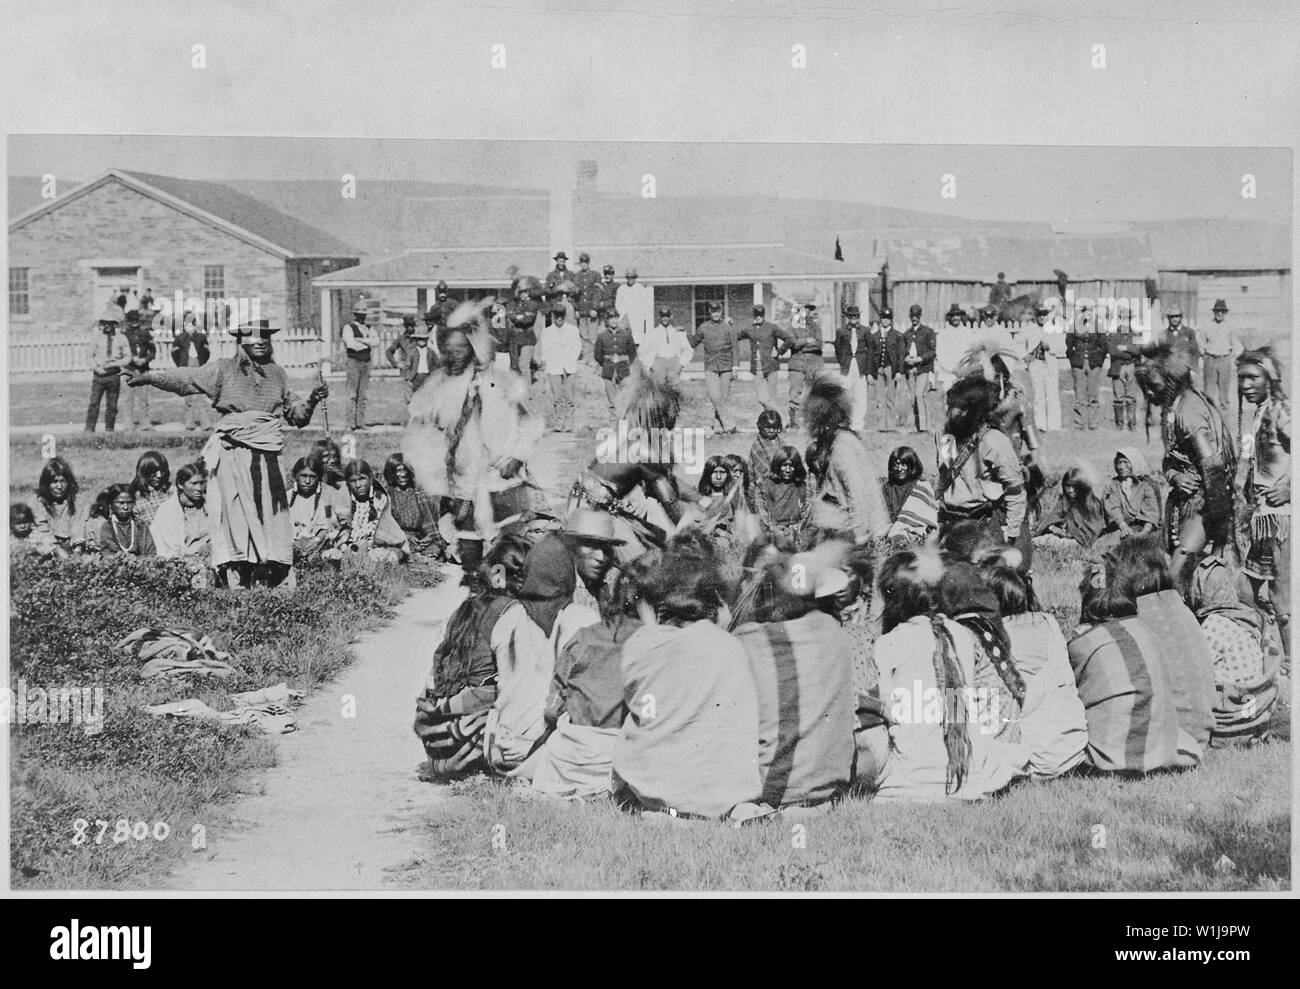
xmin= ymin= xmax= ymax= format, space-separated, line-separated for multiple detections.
xmin=10 ymin=503 xmax=54 ymax=559
xmin=32 ymin=456 xmax=88 ymax=557
xmin=757 ymin=445 xmax=811 ymax=548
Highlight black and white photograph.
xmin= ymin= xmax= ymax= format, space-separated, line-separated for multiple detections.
xmin=1 ymin=0 xmax=1295 ymax=923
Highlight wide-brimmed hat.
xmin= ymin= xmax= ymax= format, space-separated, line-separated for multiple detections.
xmin=945 ymin=302 xmax=965 ymax=319
xmin=557 ymin=508 xmax=626 ymax=547
xmin=908 ymin=303 xmax=923 ymax=316
xmin=230 ymin=319 xmax=281 ymax=338
xmin=553 ymin=251 xmax=568 ymax=261
xmin=845 ymin=305 xmax=861 ymax=317
xmin=1212 ymin=299 xmax=1229 ymax=312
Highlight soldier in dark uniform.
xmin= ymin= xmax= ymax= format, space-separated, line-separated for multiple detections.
xmin=688 ymin=300 xmax=739 ymax=433
xmin=1065 ymin=303 xmax=1108 ymax=430
xmin=738 ymin=303 xmax=791 ymax=414
xmin=901 ymin=303 xmax=938 ymax=432
xmin=544 ymin=252 xmax=571 ymax=295
xmin=122 ymin=309 xmax=157 ymax=431
xmin=591 ymin=264 xmax=618 ymax=321
xmin=505 ymin=277 xmax=543 ymax=398
xmin=834 ymin=304 xmax=870 ymax=431
xmin=1107 ymin=298 xmax=1140 ymax=431
xmin=786 ymin=302 xmax=826 ymax=429
xmin=572 ymin=251 xmax=602 ymax=363
xmin=861 ymin=305 xmax=901 ymax=431
xmin=592 ymin=308 xmax=637 ymax=417
xmin=171 ymin=312 xmax=211 ymax=431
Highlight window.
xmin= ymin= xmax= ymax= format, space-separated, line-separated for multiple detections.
xmin=692 ymin=284 xmax=726 ymax=326
xmin=9 ymin=267 xmax=30 ymax=315
xmin=203 ymin=265 xmax=226 ymax=329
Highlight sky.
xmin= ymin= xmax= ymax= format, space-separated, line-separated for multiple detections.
xmin=7 ymin=136 xmax=1291 ymax=226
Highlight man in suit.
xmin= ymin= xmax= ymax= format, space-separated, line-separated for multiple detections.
xmin=739 ymin=303 xmax=792 ymax=415
xmin=171 ymin=308 xmax=211 ymax=430
xmin=835 ymin=304 xmax=870 ymax=432
xmin=572 ymin=252 xmax=603 ymax=363
xmin=901 ymin=303 xmax=937 ymax=432
xmin=1065 ymin=303 xmax=1108 ymax=430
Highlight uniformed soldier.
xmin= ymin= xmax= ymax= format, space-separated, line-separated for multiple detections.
xmin=688 ymin=300 xmax=739 ymax=433
xmin=1065 ymin=302 xmax=1108 ymax=430
xmin=1107 ymin=299 xmax=1140 ymax=431
xmin=901 ymin=303 xmax=938 ymax=432
xmin=738 ymin=303 xmax=791 ymax=414
xmin=505 ymin=277 xmax=543 ymax=397
xmin=592 ymin=308 xmax=637 ymax=417
xmin=431 ymin=281 xmax=457 ymax=330
xmin=122 ymin=309 xmax=157 ymax=431
xmin=572 ymin=252 xmax=603 ymax=362
xmin=786 ymin=302 xmax=826 ymax=429
xmin=862 ymin=306 xmax=902 ymax=431
xmin=592 ymin=263 xmax=619 ymax=320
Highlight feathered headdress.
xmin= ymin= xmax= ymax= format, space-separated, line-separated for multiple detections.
xmin=614 ymin=361 xmax=682 ymax=433
xmin=446 ymin=298 xmax=496 ymax=365
xmin=954 ymin=337 xmax=1023 ymax=382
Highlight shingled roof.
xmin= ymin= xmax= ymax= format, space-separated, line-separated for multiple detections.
xmin=837 ymin=229 xmax=1155 ymax=282
xmin=10 ymin=169 xmax=363 ymax=259
xmin=1136 ymin=219 xmax=1290 ymax=271
xmin=314 ymin=244 xmax=877 ymax=288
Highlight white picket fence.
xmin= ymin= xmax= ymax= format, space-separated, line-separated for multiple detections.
xmin=7 ymin=322 xmax=422 ymax=377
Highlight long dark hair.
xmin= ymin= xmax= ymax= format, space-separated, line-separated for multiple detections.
xmin=437 ymin=532 xmax=533 ymax=673
xmin=1059 ymin=466 xmax=1106 ymax=526
xmin=601 ymin=550 xmax=659 ymax=633
xmin=129 ymin=450 xmax=171 ymax=499
xmin=698 ymin=455 xmax=731 ymax=497
xmin=1107 ymin=533 xmax=1173 ymax=598
xmin=383 ymin=452 xmax=414 ymax=490
xmin=343 ymin=458 xmax=386 ymax=499
xmin=768 ymin=445 xmax=807 ymax=483
xmin=803 ymin=377 xmax=853 ymax=484
xmin=90 ymin=483 xmax=134 ymax=521
xmin=37 ymin=456 xmax=78 ymax=514
xmin=887 ymin=445 xmax=923 ymax=484
xmin=877 ymin=550 xmax=971 ymax=795
xmin=640 ymin=537 xmax=727 ymax=626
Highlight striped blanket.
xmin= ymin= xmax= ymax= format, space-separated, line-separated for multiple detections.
xmin=1067 ymin=617 xmax=1203 ymax=773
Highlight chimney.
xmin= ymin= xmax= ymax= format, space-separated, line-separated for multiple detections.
xmin=576 ymin=160 xmax=598 ymax=202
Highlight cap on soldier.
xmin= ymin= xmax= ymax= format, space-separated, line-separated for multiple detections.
xmin=578 ymin=252 xmax=591 ymax=263
xmin=709 ymin=300 xmax=723 ymax=311
xmin=1212 ymin=298 xmax=1229 ymax=312
xmin=657 ymin=306 xmax=671 ymax=317
xmin=436 ymin=280 xmax=449 ymax=292
xmin=626 ymin=268 xmax=638 ymax=277
xmin=752 ymin=304 xmax=766 ymax=316
xmin=604 ymin=308 xmax=619 ymax=319
xmin=880 ymin=306 xmax=894 ymax=319
xmin=402 ymin=314 xmax=416 ymax=328
xmin=909 ymin=303 xmax=923 ymax=316
xmin=845 ymin=305 xmax=861 ymax=317
xmin=554 ymin=251 xmax=568 ymax=261
xmin=603 ymin=264 xmax=615 ymax=274
xmin=1166 ymin=303 xmax=1183 ymax=317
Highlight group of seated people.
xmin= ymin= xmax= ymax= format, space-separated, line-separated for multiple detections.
xmin=9 ymin=439 xmax=447 ymax=579
xmin=413 ymin=494 xmax=1284 ymax=824
xmin=1032 ymin=446 xmax=1163 ymax=554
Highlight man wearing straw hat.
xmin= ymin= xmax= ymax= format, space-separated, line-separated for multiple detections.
xmin=124 ymin=318 xmax=329 ymax=589
xmin=557 ymin=507 xmax=625 ymax=613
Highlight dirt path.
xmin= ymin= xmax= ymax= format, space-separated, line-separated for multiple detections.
xmin=165 ymin=575 xmax=467 ymax=891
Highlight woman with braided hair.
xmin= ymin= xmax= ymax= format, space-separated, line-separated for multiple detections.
xmin=1236 ymin=344 xmax=1291 ymax=664
xmin=1135 ymin=341 xmax=1237 ymax=583
xmin=402 ymin=302 xmax=547 ymax=569
xmin=872 ymin=549 xmax=1029 ymax=802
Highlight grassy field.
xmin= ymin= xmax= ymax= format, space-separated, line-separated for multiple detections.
xmin=7 ymin=362 xmax=1291 ymax=892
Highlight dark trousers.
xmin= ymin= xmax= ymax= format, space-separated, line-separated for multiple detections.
xmin=85 ymin=373 xmax=121 ymax=431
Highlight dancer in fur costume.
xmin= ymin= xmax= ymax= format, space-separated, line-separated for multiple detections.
xmin=574 ymin=363 xmax=699 ymax=563
xmin=1135 ymin=341 xmax=1237 ymax=583
xmin=402 ymin=300 xmax=548 ymax=567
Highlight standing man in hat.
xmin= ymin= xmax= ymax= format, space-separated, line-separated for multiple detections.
xmin=122 ymin=309 xmax=157 ymax=431
xmin=1065 ymin=302 xmax=1108 ymax=430
xmin=545 ymin=252 xmax=572 ymax=295
xmin=341 ymin=303 xmax=379 ymax=431
xmin=388 ymin=314 xmax=437 ymax=398
xmin=171 ymin=307 xmax=212 ymax=431
xmin=1199 ymin=299 xmax=1240 ymax=414
xmin=988 ymin=271 xmax=1012 ymax=315
xmin=85 ymin=309 xmax=131 ymax=432
xmin=689 ymin=301 xmax=739 ymax=434
xmin=1106 ymin=298 xmax=1140 ymax=431
xmin=862 ymin=305 xmax=901 ymax=431
xmin=593 ymin=308 xmax=637 ymax=418
xmin=786 ymin=303 xmax=826 ymax=430
xmin=901 ymin=303 xmax=937 ymax=432
xmin=637 ymin=306 xmax=694 ymax=384
xmin=592 ymin=264 xmax=619 ymax=327
xmin=124 ymin=319 xmax=330 ymax=589
xmin=1025 ymin=302 xmax=1062 ymax=432
xmin=1163 ymin=302 xmax=1201 ymax=387
xmin=739 ymin=303 xmax=792 ymax=415
xmin=572 ymin=252 xmax=603 ymax=363
xmin=431 ymin=281 xmax=457 ymax=331
xmin=834 ymin=304 xmax=870 ymax=432
xmin=616 ymin=268 xmax=653 ymax=343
